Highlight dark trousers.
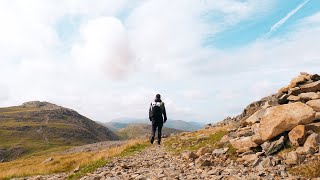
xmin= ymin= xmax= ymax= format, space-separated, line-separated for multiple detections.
xmin=151 ymin=119 xmax=163 ymax=144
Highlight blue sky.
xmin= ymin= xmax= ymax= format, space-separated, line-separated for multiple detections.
xmin=0 ymin=0 xmax=320 ymax=123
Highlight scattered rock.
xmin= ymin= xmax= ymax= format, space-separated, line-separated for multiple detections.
xmin=258 ymin=102 xmax=315 ymax=141
xmin=288 ymin=125 xmax=306 ymax=146
xmin=278 ymin=86 xmax=290 ymax=94
xmin=212 ymin=148 xmax=229 ymax=155
xmin=220 ymin=134 xmax=233 ymax=143
xmin=278 ymin=94 xmax=289 ymax=105
xmin=303 ymin=133 xmax=320 ymax=154
xmin=256 ymin=157 xmax=273 ymax=169
xmin=289 ymin=75 xmax=308 ymax=88
xmin=299 ymin=92 xmax=320 ymax=101
xmin=42 ymin=157 xmax=53 ymax=164
xmin=299 ymin=81 xmax=320 ymax=93
xmin=310 ymin=74 xmax=320 ymax=81
xmin=287 ymin=95 xmax=300 ymax=102
xmin=284 ymin=151 xmax=304 ymax=165
xmin=181 ymin=151 xmax=198 ymax=160
xmin=195 ymin=157 xmax=212 ymax=167
xmin=306 ymin=99 xmax=320 ymax=112
xmin=230 ymin=136 xmax=258 ymax=150
xmin=288 ymin=87 xmax=302 ymax=96
xmin=73 ymin=166 xmax=80 ymax=173
xmin=305 ymin=122 xmax=320 ymax=132
xmin=243 ymin=109 xmax=266 ymax=126
xmin=238 ymin=153 xmax=259 ymax=162
xmin=251 ymin=134 xmax=264 ymax=145
xmin=261 ymin=135 xmax=286 ymax=155
xmin=196 ymin=147 xmax=212 ymax=156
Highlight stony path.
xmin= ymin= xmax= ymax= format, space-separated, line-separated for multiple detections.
xmin=14 ymin=144 xmax=302 ymax=180
xmin=80 ymin=144 xmax=302 ymax=180
xmin=81 ymin=145 xmax=214 ymax=180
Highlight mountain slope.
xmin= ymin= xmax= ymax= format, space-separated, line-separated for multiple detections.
xmin=102 ymin=122 xmax=128 ymax=131
xmin=106 ymin=118 xmax=204 ymax=132
xmin=0 ymin=101 xmax=118 ymax=162
xmin=116 ymin=123 xmax=183 ymax=139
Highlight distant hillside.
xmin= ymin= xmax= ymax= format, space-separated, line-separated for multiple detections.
xmin=0 ymin=101 xmax=118 ymax=162
xmin=106 ymin=118 xmax=204 ymax=132
xmin=102 ymin=122 xmax=128 ymax=131
xmin=116 ymin=123 xmax=183 ymax=139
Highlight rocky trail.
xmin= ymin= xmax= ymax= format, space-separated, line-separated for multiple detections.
xmin=79 ymin=144 xmax=300 ymax=180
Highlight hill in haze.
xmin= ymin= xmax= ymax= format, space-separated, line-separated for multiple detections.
xmin=104 ymin=118 xmax=204 ymax=132
xmin=115 ymin=123 xmax=184 ymax=139
xmin=0 ymin=101 xmax=118 ymax=162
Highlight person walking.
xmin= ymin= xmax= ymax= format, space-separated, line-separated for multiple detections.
xmin=149 ymin=94 xmax=167 ymax=145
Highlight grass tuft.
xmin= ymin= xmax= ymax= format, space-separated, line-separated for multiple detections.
xmin=289 ymin=157 xmax=320 ymax=178
xmin=68 ymin=159 xmax=109 ymax=180
xmin=164 ymin=127 xmax=228 ymax=153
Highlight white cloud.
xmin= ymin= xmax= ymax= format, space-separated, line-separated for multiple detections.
xmin=71 ymin=16 xmax=135 ymax=79
xmin=2 ymin=1 xmax=319 ymax=124
xmin=125 ymin=0 xmax=276 ymax=80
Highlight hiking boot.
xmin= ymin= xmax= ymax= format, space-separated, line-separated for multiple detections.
xmin=150 ymin=137 xmax=155 ymax=144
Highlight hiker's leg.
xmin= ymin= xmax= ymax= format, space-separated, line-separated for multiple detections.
xmin=151 ymin=120 xmax=157 ymax=144
xmin=157 ymin=122 xmax=163 ymax=145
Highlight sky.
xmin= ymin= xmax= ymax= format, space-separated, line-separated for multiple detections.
xmin=0 ymin=0 xmax=320 ymax=123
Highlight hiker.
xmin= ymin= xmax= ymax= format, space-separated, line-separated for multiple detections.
xmin=149 ymin=94 xmax=167 ymax=145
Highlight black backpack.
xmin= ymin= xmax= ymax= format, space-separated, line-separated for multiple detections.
xmin=150 ymin=102 xmax=162 ymax=119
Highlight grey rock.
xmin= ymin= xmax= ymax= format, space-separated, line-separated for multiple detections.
xmin=42 ymin=157 xmax=53 ymax=164
xmin=212 ymin=148 xmax=229 ymax=155
xmin=261 ymin=135 xmax=286 ymax=155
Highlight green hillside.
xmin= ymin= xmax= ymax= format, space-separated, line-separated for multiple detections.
xmin=0 ymin=101 xmax=118 ymax=162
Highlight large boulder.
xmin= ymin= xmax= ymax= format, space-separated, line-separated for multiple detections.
xmin=296 ymin=133 xmax=320 ymax=154
xmin=288 ymin=87 xmax=302 ymax=96
xmin=287 ymin=95 xmax=300 ymax=102
xmin=244 ymin=109 xmax=266 ymax=126
xmin=299 ymin=81 xmax=320 ymax=93
xmin=230 ymin=136 xmax=258 ymax=150
xmin=288 ymin=125 xmax=306 ymax=146
xmin=258 ymin=102 xmax=315 ymax=141
xmin=303 ymin=133 xmax=320 ymax=151
xmin=289 ymin=75 xmax=308 ymax=88
xmin=306 ymin=99 xmax=320 ymax=112
xmin=278 ymin=86 xmax=290 ymax=94
xmin=299 ymin=92 xmax=320 ymax=101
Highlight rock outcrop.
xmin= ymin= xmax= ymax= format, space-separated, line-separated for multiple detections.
xmin=258 ymin=102 xmax=315 ymax=141
xmin=206 ymin=72 xmax=320 ymax=178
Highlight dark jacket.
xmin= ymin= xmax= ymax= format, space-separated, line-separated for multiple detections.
xmin=149 ymin=98 xmax=167 ymax=122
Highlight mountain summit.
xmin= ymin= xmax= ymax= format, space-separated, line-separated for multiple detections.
xmin=0 ymin=101 xmax=118 ymax=162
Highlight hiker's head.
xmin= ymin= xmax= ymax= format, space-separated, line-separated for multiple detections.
xmin=156 ymin=94 xmax=161 ymax=99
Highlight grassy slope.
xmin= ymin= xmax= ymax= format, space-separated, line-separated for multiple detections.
xmin=0 ymin=107 xmax=82 ymax=160
xmin=0 ymin=104 xmax=118 ymax=162
xmin=0 ymin=139 xmax=149 ymax=179
xmin=163 ymin=124 xmax=236 ymax=156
